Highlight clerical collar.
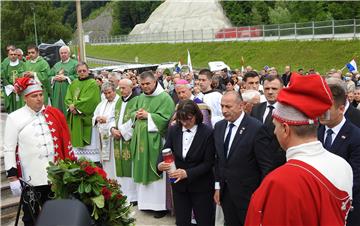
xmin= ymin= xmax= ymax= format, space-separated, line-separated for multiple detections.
xmin=9 ymin=59 xmax=19 ymax=66
xmin=144 ymin=82 xmax=164 ymax=97
xmin=30 ymin=56 xmax=40 ymax=63
xmin=78 ymin=76 xmax=91 ymax=81
xmin=203 ymin=89 xmax=221 ymax=95
xmin=62 ymin=58 xmax=70 ymax=64
xmin=122 ymin=92 xmax=133 ymax=102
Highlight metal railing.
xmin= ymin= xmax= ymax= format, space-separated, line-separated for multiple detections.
xmin=89 ymin=19 xmax=360 ymax=45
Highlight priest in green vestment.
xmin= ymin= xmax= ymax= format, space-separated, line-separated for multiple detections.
xmin=1 ymin=44 xmax=16 ymax=71
xmin=65 ymin=62 xmax=101 ymax=160
xmin=49 ymin=46 xmax=78 ymax=116
xmin=1 ymin=49 xmax=25 ymax=113
xmin=23 ymin=44 xmax=51 ymax=105
xmin=108 ymin=79 xmax=138 ymax=202
xmin=130 ymin=71 xmax=175 ymax=211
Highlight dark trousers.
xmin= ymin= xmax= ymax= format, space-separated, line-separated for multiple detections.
xmin=22 ymin=185 xmax=52 ymax=226
xmin=221 ymin=186 xmax=247 ymax=226
xmin=172 ymin=189 xmax=215 ymax=226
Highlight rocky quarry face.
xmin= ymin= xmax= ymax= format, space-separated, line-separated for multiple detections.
xmin=130 ymin=0 xmax=232 ymax=40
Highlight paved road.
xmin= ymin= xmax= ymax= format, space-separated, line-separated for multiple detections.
xmin=1 ymin=113 xmax=175 ymax=225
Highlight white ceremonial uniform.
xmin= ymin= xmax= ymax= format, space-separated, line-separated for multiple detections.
xmin=202 ymin=90 xmax=223 ymax=127
xmin=4 ymin=105 xmax=55 ymax=186
xmin=286 ymin=141 xmax=353 ymax=197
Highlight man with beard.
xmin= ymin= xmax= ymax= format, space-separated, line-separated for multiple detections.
xmin=130 ymin=71 xmax=174 ymax=218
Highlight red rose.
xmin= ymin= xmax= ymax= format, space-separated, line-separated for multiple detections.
xmin=116 ymin=194 xmax=123 ymax=200
xmin=84 ymin=166 xmax=95 ymax=175
xmin=94 ymin=167 xmax=107 ymax=179
xmin=101 ymin=187 xmax=112 ymax=200
xmin=80 ymin=161 xmax=90 ymax=169
xmin=68 ymin=155 xmax=77 ymax=161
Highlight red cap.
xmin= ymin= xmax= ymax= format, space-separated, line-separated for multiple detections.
xmin=273 ymin=72 xmax=333 ymax=125
xmin=14 ymin=77 xmax=42 ymax=96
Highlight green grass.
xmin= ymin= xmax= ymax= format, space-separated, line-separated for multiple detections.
xmin=86 ymin=40 xmax=360 ymax=74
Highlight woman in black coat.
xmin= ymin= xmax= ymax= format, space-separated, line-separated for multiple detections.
xmin=158 ymin=100 xmax=215 ymax=226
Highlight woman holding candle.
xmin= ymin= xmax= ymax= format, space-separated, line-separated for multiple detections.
xmin=157 ymin=100 xmax=215 ymax=226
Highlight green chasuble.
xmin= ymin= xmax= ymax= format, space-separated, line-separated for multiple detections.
xmin=49 ymin=58 xmax=78 ymax=116
xmin=24 ymin=56 xmax=51 ymax=105
xmin=65 ymin=78 xmax=101 ymax=147
xmin=1 ymin=57 xmax=10 ymax=71
xmin=113 ymin=95 xmax=138 ymax=177
xmin=130 ymin=87 xmax=175 ymax=185
xmin=1 ymin=60 xmax=25 ymax=113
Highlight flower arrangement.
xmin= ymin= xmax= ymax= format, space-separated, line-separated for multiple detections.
xmin=47 ymin=157 xmax=135 ymax=226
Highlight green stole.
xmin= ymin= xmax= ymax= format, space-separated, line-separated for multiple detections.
xmin=50 ymin=58 xmax=78 ymax=116
xmin=2 ymin=61 xmax=25 ymax=113
xmin=64 ymin=78 xmax=101 ymax=147
xmin=130 ymin=91 xmax=175 ymax=185
xmin=24 ymin=56 xmax=51 ymax=105
xmin=113 ymin=95 xmax=138 ymax=177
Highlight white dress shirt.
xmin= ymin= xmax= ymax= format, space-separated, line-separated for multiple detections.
xmin=224 ymin=112 xmax=245 ymax=157
xmin=262 ymin=102 xmax=275 ymax=123
xmin=324 ymin=117 xmax=346 ymax=146
xmin=182 ymin=125 xmax=198 ymax=159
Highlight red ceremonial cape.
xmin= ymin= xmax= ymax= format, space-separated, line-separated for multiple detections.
xmin=245 ymin=159 xmax=352 ymax=226
xmin=16 ymin=106 xmax=75 ymax=176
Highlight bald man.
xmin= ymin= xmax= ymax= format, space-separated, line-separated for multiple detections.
xmin=49 ymin=45 xmax=78 ymax=115
xmin=213 ymin=91 xmax=273 ymax=226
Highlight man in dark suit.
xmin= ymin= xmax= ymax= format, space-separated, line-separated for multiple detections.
xmin=326 ymin=77 xmax=360 ymax=128
xmin=318 ymin=83 xmax=360 ymax=226
xmin=345 ymin=103 xmax=360 ymax=128
xmin=251 ymin=75 xmax=286 ymax=168
xmin=213 ymin=91 xmax=273 ymax=226
xmin=281 ymin=65 xmax=291 ymax=87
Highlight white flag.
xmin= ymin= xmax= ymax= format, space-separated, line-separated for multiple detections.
xmin=187 ymin=49 xmax=193 ymax=72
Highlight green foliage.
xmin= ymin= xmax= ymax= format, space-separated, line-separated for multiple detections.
xmin=86 ymin=40 xmax=360 ymax=74
xmin=222 ymin=1 xmax=360 ymax=26
xmin=111 ymin=1 xmax=162 ymax=35
xmin=57 ymin=1 xmax=109 ymax=30
xmin=47 ymin=158 xmax=135 ymax=226
xmin=86 ymin=2 xmax=111 ymax=21
xmin=1 ymin=1 xmax=72 ymax=59
xmin=268 ymin=5 xmax=292 ymax=24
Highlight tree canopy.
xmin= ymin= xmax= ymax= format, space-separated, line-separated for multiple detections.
xmin=1 ymin=1 xmax=73 ymax=58
xmin=221 ymin=1 xmax=360 ymax=26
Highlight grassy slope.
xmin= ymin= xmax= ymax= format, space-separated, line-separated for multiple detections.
xmin=86 ymin=40 xmax=360 ymax=74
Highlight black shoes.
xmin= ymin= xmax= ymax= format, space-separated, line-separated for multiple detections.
xmin=130 ymin=201 xmax=138 ymax=206
xmin=153 ymin=210 xmax=168 ymax=218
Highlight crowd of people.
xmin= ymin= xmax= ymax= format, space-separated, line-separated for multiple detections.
xmin=2 ymin=43 xmax=360 ymax=226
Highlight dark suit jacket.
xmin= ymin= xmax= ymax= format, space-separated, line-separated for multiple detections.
xmin=345 ymin=104 xmax=360 ymax=128
xmin=318 ymin=121 xmax=360 ymax=226
xmin=250 ymin=102 xmax=267 ymax=123
xmin=214 ymin=114 xmax=273 ymax=210
xmin=251 ymin=102 xmax=286 ymax=168
xmin=158 ymin=123 xmax=215 ymax=193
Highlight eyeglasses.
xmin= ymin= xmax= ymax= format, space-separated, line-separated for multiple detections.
xmin=77 ymin=70 xmax=87 ymax=73
xmin=9 ymin=54 xmax=17 ymax=56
